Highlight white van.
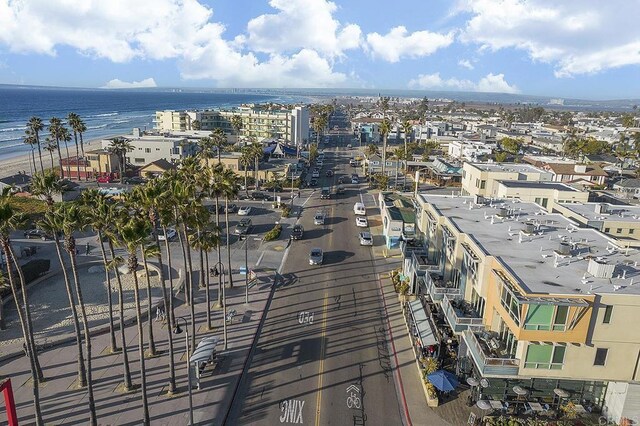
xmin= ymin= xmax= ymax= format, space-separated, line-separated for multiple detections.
xmin=353 ymin=202 xmax=366 ymax=216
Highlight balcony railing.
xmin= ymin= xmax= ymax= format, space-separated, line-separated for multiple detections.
xmin=412 ymin=251 xmax=440 ymax=272
xmin=462 ymin=329 xmax=520 ymax=376
xmin=424 ymin=272 xmax=460 ymax=301
xmin=441 ymin=295 xmax=484 ymax=333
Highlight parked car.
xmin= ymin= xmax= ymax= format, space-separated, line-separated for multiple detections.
xmin=97 ymin=175 xmax=113 ymax=183
xmin=311 ymin=170 xmax=320 ymax=178
xmin=290 ymin=224 xmax=304 ymax=240
xmin=223 ymin=203 xmax=238 ymax=213
xmin=320 ymin=187 xmax=331 ymax=199
xmin=349 ymin=159 xmax=359 ymax=166
xmin=325 ymin=170 xmax=334 ymax=177
xmin=351 ymin=177 xmax=359 ymax=184
xmin=238 ymin=206 xmax=252 ymax=216
xmin=23 ymin=229 xmax=52 ymax=240
xmin=233 ymin=218 xmax=252 ymax=236
xmin=314 ymin=212 xmax=326 ymax=225
xmin=309 ymin=178 xmax=318 ymax=187
xmin=157 ymin=228 xmax=177 ymax=241
xmin=337 ymin=185 xmax=345 ymax=194
xmin=308 ymin=248 xmax=324 ymax=265
xmin=250 ymin=191 xmax=269 ymax=200
xmin=356 ymin=217 xmax=368 ymax=227
xmin=359 ymin=232 xmax=373 ymax=246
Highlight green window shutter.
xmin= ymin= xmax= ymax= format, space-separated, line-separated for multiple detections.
xmin=552 ymin=346 xmax=566 ymax=364
xmin=525 ymin=344 xmax=552 ymax=363
xmin=554 ymin=306 xmax=569 ymax=330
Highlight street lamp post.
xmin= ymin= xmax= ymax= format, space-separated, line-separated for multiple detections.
xmin=212 ymin=262 xmax=228 ymax=350
xmin=413 ymin=167 xmax=430 ymax=200
xmin=173 ymin=317 xmax=193 ymax=425
xmin=242 ymin=235 xmax=249 ymax=304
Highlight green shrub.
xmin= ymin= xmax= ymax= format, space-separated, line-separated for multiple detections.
xmin=263 ymin=224 xmax=282 ymax=242
xmin=281 ymin=206 xmax=291 ymax=218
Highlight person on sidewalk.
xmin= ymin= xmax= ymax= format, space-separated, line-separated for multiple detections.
xmin=85 ymin=242 xmax=91 ymax=255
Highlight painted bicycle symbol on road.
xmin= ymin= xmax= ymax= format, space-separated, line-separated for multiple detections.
xmin=346 ymin=384 xmax=361 ymax=409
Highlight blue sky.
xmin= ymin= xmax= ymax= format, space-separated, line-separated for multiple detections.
xmin=0 ymin=0 xmax=638 ymax=100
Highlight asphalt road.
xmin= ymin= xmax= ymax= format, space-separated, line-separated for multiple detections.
xmin=226 ymin=136 xmax=404 ymax=425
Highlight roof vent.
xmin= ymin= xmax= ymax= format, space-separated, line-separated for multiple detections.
xmin=497 ymin=207 xmax=510 ymax=218
xmin=557 ymin=241 xmax=572 ymax=256
xmin=587 ymin=258 xmax=615 ymax=279
xmin=594 ymin=203 xmax=608 ymax=214
xmin=523 ymin=222 xmax=536 ymax=235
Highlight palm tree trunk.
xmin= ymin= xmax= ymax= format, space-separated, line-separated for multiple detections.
xmin=140 ymin=247 xmax=156 ymax=357
xmin=73 ymin=132 xmax=81 ymax=180
xmin=67 ymin=239 xmax=98 ymax=425
xmin=52 ymin=236 xmax=86 ymax=386
xmin=3 ymin=243 xmax=44 ymax=425
xmin=30 ymin=148 xmax=37 ymax=176
xmin=48 ymin=150 xmax=55 ymax=170
xmin=225 ymin=198 xmax=234 ymax=289
xmin=176 ymin=218 xmax=191 ymax=307
xmin=244 ymin=164 xmax=249 ymax=197
xmin=35 ymin=136 xmax=44 ymax=173
xmin=0 ymin=292 xmax=4 ymax=330
xmin=55 ymin=139 xmax=64 ymax=178
xmin=63 ymin=140 xmax=72 ymax=178
xmin=382 ymin=135 xmax=387 ymax=176
xmin=157 ymin=227 xmax=177 ymax=393
xmin=108 ymin=240 xmax=133 ymax=390
xmin=79 ymin=132 xmax=88 ymax=181
xmin=183 ymin=228 xmax=196 ymax=353
xmin=98 ymin=230 xmax=117 ymax=353
xmin=129 ymin=250 xmax=150 ymax=426
xmin=215 ymin=196 xmax=223 ymax=306
xmin=205 ymin=248 xmax=212 ymax=330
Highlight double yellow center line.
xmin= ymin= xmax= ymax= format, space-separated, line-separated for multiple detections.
xmin=315 ymin=292 xmax=328 ymax=426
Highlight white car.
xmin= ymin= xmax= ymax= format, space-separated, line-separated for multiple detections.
xmin=309 ymin=248 xmax=324 ymax=265
xmin=238 ymin=206 xmax=252 ymax=216
xmin=311 ymin=170 xmax=320 ymax=178
xmin=314 ymin=212 xmax=326 ymax=225
xmin=359 ymin=232 xmax=373 ymax=246
xmin=356 ymin=217 xmax=368 ymax=227
xmin=157 ymin=228 xmax=177 ymax=241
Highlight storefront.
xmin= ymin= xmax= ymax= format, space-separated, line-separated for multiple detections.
xmin=405 ymin=299 xmax=439 ymax=358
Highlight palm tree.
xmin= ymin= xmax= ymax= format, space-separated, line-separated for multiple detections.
xmin=312 ymin=114 xmax=327 ymax=144
xmin=250 ymin=143 xmax=264 ymax=189
xmin=139 ymin=179 xmax=177 ymax=393
xmin=366 ymin=143 xmax=378 ymax=157
xmin=22 ymin=132 xmax=38 ymax=175
xmin=239 ymin=146 xmax=252 ymax=197
xmin=210 ymin=128 xmax=228 ymax=162
xmin=119 ymin=215 xmax=152 ymax=425
xmin=48 ymin=117 xmax=65 ymax=178
xmin=30 ymin=170 xmax=65 ymax=207
xmin=188 ymin=204 xmax=211 ymax=329
xmin=73 ymin=114 xmax=88 ymax=180
xmin=27 ymin=116 xmax=45 ymax=173
xmin=207 ymin=163 xmax=225 ymax=306
xmin=231 ymin=115 xmax=243 ymax=144
xmin=379 ymin=118 xmax=391 ymax=176
xmin=221 ymin=168 xmax=239 ymax=289
xmin=59 ymin=202 xmax=98 ymax=425
xmin=108 ymin=137 xmax=134 ymax=182
xmin=191 ymin=119 xmax=201 ymax=131
xmin=81 ymin=190 xmax=117 ymax=353
xmin=68 ymin=113 xmax=88 ymax=180
xmin=402 ymin=120 xmax=412 ymax=157
xmin=0 ymin=188 xmax=44 ymax=424
xmin=44 ymin=137 xmax=57 ymax=170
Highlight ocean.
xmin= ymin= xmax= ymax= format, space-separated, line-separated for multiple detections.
xmin=0 ymin=86 xmax=311 ymax=160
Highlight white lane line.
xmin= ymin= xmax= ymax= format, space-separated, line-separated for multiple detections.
xmin=255 ymin=251 xmax=265 ymax=266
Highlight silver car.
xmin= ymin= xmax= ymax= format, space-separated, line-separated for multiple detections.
xmin=314 ymin=212 xmax=326 ymax=225
xmin=359 ymin=232 xmax=373 ymax=246
xmin=309 ymin=248 xmax=323 ymax=265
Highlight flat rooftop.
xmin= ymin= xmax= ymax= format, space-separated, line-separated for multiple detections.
xmin=558 ymin=203 xmax=640 ymax=224
xmin=418 ymin=194 xmax=640 ymax=296
xmin=499 ymin=180 xmax=580 ymax=192
xmin=469 ymin=162 xmax=546 ymax=174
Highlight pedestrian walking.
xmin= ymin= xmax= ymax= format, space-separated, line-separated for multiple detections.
xmin=85 ymin=242 xmax=91 ymax=255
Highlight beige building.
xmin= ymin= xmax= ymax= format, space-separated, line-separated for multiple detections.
xmin=461 ymin=162 xmax=552 ymax=197
xmin=404 ymin=194 xmax=640 ymax=424
xmin=553 ymin=202 xmax=640 ymax=247
xmin=495 ymin=181 xmax=589 ymax=211
xmin=154 ymin=106 xmax=310 ymax=146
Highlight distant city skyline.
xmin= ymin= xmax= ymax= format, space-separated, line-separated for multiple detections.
xmin=0 ymin=0 xmax=638 ymax=100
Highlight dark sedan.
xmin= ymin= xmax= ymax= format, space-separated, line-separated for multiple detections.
xmin=23 ymin=229 xmax=53 ymax=240
xmin=290 ymin=224 xmax=304 ymax=240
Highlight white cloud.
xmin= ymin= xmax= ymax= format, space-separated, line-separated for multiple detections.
xmin=457 ymin=0 xmax=640 ymax=77
xmin=102 ymin=78 xmax=158 ymax=89
xmin=365 ymin=26 xmax=453 ymax=63
xmin=458 ymin=59 xmax=474 ymax=70
xmin=409 ymin=72 xmax=519 ymax=93
xmin=245 ymin=0 xmax=362 ymax=57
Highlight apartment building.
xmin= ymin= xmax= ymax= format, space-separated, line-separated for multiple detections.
xmin=553 ymin=202 xmax=640 ymax=246
xmin=61 ymin=149 xmax=121 ymax=180
xmin=495 ymin=181 xmax=589 ymax=211
xmin=404 ymin=194 xmax=640 ymax=424
xmin=461 ymin=162 xmax=553 ymax=197
xmin=448 ymin=140 xmax=494 ymax=161
xmin=154 ymin=105 xmax=309 ymax=146
xmin=101 ymin=130 xmax=197 ymax=167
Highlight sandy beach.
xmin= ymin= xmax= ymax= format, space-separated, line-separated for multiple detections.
xmin=0 ymin=138 xmax=106 ymax=180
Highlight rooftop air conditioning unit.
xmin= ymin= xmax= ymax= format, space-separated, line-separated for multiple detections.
xmin=587 ymin=258 xmax=615 ymax=279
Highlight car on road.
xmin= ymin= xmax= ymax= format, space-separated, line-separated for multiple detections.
xmin=349 ymin=159 xmax=359 ymax=166
xmin=325 ymin=170 xmax=334 ymax=177
xmin=157 ymin=228 xmax=177 ymax=241
xmin=356 ymin=216 xmax=368 ymax=227
xmin=308 ymin=248 xmax=323 ymax=265
xmin=250 ymin=191 xmax=269 ymax=201
xmin=316 ymin=161 xmax=324 ymax=168
xmin=223 ymin=203 xmax=238 ymax=213
xmin=337 ymin=185 xmax=345 ymax=194
xmin=314 ymin=211 xmax=326 ymax=225
xmin=96 ymin=175 xmax=113 ymax=183
xmin=23 ymin=229 xmax=53 ymax=240
xmin=309 ymin=178 xmax=318 ymax=187
xmin=320 ymin=187 xmax=331 ymax=199
xmin=311 ymin=170 xmax=320 ymax=178
xmin=238 ymin=206 xmax=252 ymax=216
xmin=347 ymin=144 xmax=352 ymax=149
xmin=353 ymin=202 xmax=366 ymax=215
xmin=233 ymin=218 xmax=252 ymax=236
xmin=338 ymin=176 xmax=348 ymax=184
xmin=359 ymin=232 xmax=373 ymax=246
xmin=290 ymin=224 xmax=304 ymax=240
xmin=351 ymin=177 xmax=359 ymax=184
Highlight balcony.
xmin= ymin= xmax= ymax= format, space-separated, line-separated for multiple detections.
xmin=441 ymin=295 xmax=484 ymax=333
xmin=462 ymin=329 xmax=520 ymax=377
xmin=412 ymin=251 xmax=440 ymax=272
xmin=423 ymin=272 xmax=460 ymax=301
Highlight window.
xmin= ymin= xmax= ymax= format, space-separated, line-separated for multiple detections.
xmin=476 ymin=178 xmax=480 ymax=188
xmin=524 ymin=305 xmax=554 ymax=330
xmin=631 ymin=229 xmax=635 ymax=235
xmin=525 ymin=344 xmax=566 ymax=369
xmin=145 ymin=148 xmax=151 ymax=153
xmin=541 ymin=198 xmax=548 ymax=208
xmin=594 ymin=348 xmax=608 ymax=366
xmin=604 ymin=228 xmax=610 ymax=233
xmin=553 ymin=306 xmax=569 ymax=331
xmin=480 ymin=180 xmax=486 ymax=189
xmin=134 ymin=158 xmax=145 ymax=164
xmin=603 ymin=305 xmax=613 ymax=324
xmin=500 ymin=285 xmax=521 ymax=326
xmin=616 ymin=228 xmax=622 ymax=234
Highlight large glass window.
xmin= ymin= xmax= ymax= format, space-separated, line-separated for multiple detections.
xmin=525 ymin=344 xmax=566 ymax=369
xmin=524 ymin=305 xmax=554 ymax=330
xmin=554 ymin=306 xmax=569 ymax=331
xmin=500 ymin=285 xmax=521 ymax=326
xmin=594 ymin=348 xmax=608 ymax=366
xmin=603 ymin=305 xmax=613 ymax=324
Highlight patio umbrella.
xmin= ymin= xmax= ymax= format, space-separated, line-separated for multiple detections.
xmin=466 ymin=377 xmax=479 ymax=387
xmin=554 ymin=388 xmax=569 ymax=398
xmin=476 ymin=400 xmax=492 ymax=410
xmin=513 ymin=385 xmax=528 ymax=396
xmin=427 ymin=370 xmax=459 ymax=392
